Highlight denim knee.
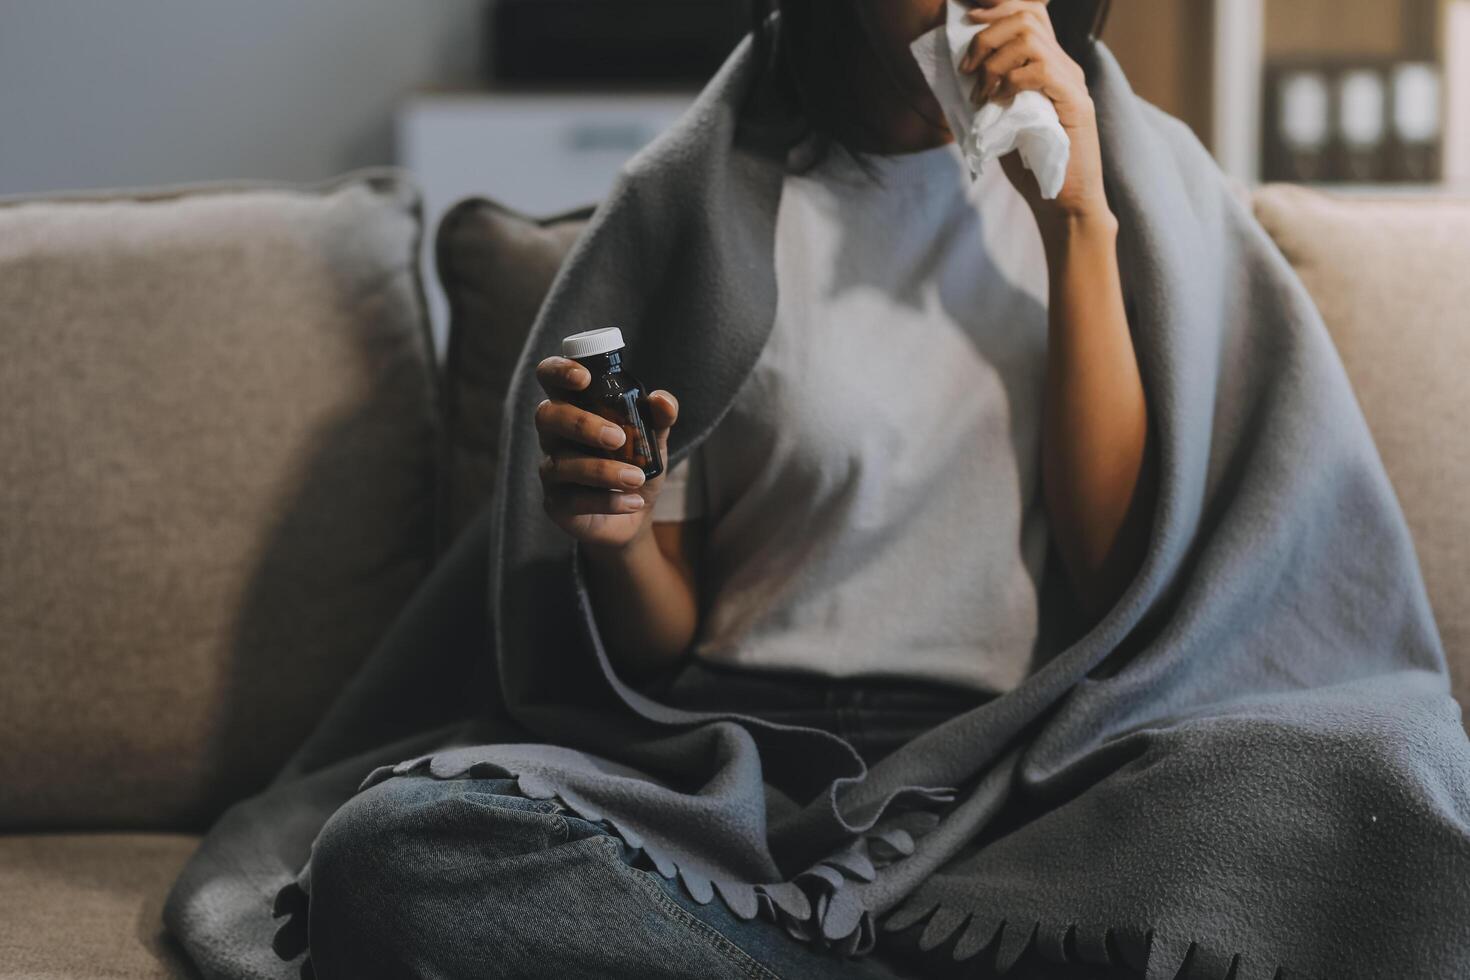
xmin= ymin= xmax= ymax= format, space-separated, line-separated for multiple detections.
xmin=310 ymin=774 xmax=580 ymax=888
xmin=306 ymin=775 xmax=592 ymax=978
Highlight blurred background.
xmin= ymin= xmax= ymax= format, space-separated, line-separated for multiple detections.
xmin=3 ymin=0 xmax=1465 ymax=349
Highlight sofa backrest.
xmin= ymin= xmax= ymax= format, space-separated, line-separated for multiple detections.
xmin=0 ymin=171 xmax=440 ymax=830
xmin=439 ymin=186 xmax=1469 ymax=724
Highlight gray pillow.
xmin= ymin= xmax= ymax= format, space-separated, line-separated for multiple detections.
xmin=436 ymin=198 xmax=592 ymax=543
xmin=0 ymin=170 xmax=439 ymax=829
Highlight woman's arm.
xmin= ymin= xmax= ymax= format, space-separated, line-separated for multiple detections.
xmin=532 ymin=355 xmax=703 ymax=678
xmin=582 ymin=518 xmax=703 ymax=679
xmin=965 ymin=0 xmax=1157 ymax=620
xmin=1036 ymin=211 xmax=1155 ymax=621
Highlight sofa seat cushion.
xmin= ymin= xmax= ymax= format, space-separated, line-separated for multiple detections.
xmin=1253 ymin=185 xmax=1470 ymax=716
xmin=0 ymin=832 xmax=202 ymax=978
xmin=0 ymin=170 xmax=439 ymax=830
xmin=436 ymin=199 xmax=592 ymax=541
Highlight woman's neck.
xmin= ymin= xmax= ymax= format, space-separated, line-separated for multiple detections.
xmin=849 ymin=108 xmax=954 ymax=155
xmin=843 ymin=28 xmax=954 ymax=155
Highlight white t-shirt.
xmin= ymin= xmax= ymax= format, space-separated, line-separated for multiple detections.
xmin=651 ymin=136 xmax=1051 ymax=694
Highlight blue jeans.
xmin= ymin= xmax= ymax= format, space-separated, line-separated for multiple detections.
xmin=309 ymin=773 xmax=928 ymax=979
xmin=304 ymin=659 xmax=1135 ymax=978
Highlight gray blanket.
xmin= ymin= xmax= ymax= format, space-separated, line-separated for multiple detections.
xmin=164 ymin=28 xmax=1470 ymax=980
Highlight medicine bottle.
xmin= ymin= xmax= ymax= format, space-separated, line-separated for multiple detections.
xmin=560 ymin=326 xmax=664 ymax=480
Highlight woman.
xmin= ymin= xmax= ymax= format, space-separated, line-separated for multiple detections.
xmin=552 ymin=0 xmax=1146 ymax=702
xmin=306 ymin=1 xmax=1147 ymax=977
xmin=180 ymin=0 xmax=1470 ymax=969
xmin=543 ymin=0 xmax=1149 ymax=751
xmin=286 ymin=1 xmax=1469 ymax=978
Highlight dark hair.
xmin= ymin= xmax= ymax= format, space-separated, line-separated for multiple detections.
xmin=743 ymin=0 xmax=1110 ymax=172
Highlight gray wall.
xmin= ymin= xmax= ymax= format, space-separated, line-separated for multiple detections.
xmin=0 ymin=0 xmax=486 ymax=196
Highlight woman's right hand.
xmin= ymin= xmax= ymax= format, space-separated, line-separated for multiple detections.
xmin=534 ymin=355 xmax=679 ymax=552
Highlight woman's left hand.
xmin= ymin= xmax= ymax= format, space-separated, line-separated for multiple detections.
xmin=959 ymin=0 xmax=1111 ymax=229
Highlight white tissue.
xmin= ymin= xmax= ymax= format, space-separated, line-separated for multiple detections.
xmin=908 ymin=0 xmax=1071 ymax=199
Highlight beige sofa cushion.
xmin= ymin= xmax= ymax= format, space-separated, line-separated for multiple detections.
xmin=436 ymin=199 xmax=591 ymax=542
xmin=0 ymin=171 xmax=438 ymax=830
xmin=0 ymin=832 xmax=201 ymax=979
xmin=1254 ymin=185 xmax=1470 ymax=714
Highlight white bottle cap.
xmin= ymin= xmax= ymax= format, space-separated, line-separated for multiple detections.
xmin=561 ymin=326 xmax=625 ymax=359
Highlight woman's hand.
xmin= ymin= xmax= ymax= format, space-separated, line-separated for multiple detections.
xmin=960 ymin=0 xmax=1111 ymax=230
xmin=534 ymin=355 xmax=679 ymax=552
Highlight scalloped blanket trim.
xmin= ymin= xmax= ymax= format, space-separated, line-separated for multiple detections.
xmin=269 ymin=756 xmax=1299 ymax=980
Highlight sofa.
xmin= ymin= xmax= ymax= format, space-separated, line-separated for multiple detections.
xmin=0 ymin=167 xmax=1465 ymax=979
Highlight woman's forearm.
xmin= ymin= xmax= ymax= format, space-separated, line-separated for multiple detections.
xmin=581 ymin=528 xmax=699 ymax=678
xmin=1038 ymin=210 xmax=1156 ymax=619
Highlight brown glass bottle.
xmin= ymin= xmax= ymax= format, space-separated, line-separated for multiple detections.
xmin=561 ymin=326 xmax=664 ymax=480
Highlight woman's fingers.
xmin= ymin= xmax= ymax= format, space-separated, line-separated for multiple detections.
xmin=534 ymin=355 xmax=590 ymax=398
xmin=642 ymin=389 xmax=680 ymax=478
xmin=961 ymin=7 xmax=1053 ymax=74
xmin=534 ymin=355 xmax=628 ymax=454
xmin=539 ymin=450 xmax=647 ymax=491
xmin=968 ymin=0 xmax=1053 ymax=27
xmin=535 ymin=397 xmax=627 ymax=454
xmin=968 ymin=28 xmax=1048 ymax=103
xmin=964 ymin=19 xmax=1087 ymax=110
xmin=644 ymin=389 xmax=679 ymax=431
xmin=964 ymin=3 xmax=1055 ymax=70
xmin=961 ymin=15 xmax=1021 ymax=77
xmin=993 ymin=57 xmax=1080 ymax=106
xmin=544 ymin=486 xmax=646 ymax=521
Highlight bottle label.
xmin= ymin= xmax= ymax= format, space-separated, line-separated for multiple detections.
xmin=590 ymin=393 xmax=658 ymax=472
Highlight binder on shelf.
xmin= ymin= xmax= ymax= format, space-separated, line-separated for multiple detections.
xmin=1335 ymin=67 xmax=1389 ymax=182
xmin=1263 ymin=66 xmax=1333 ymax=182
xmin=1389 ymin=62 xmax=1442 ymax=183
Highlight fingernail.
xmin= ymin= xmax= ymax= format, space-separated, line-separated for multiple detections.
xmin=620 ymin=467 xmax=645 ymax=488
xmin=625 ymin=494 xmax=645 ymax=509
xmin=601 ymin=426 xmax=626 ymax=448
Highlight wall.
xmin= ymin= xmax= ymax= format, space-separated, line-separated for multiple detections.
xmin=0 ymin=0 xmax=486 ymax=196
xmin=1264 ymin=0 xmax=1439 ymax=58
xmin=1102 ymin=0 xmax=1216 ymax=148
xmin=0 ymin=0 xmax=1233 ymax=199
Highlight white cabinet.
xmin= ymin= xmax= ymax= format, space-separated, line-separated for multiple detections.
xmin=396 ymin=92 xmax=696 ymax=354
